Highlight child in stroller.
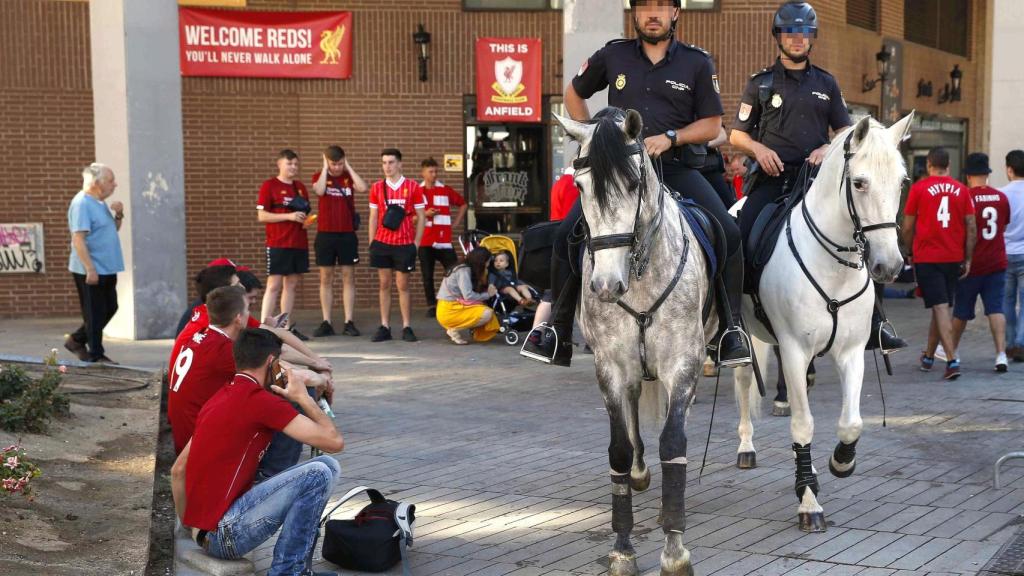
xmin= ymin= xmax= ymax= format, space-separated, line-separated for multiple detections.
xmin=458 ymin=230 xmax=537 ymax=345
xmin=489 ymin=250 xmax=537 ymax=308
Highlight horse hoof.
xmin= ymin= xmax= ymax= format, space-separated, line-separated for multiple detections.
xmin=660 ymin=547 xmax=693 ymax=576
xmin=772 ymin=402 xmax=790 ymax=417
xmin=798 ymin=512 xmax=827 ymax=533
xmin=736 ymin=452 xmax=757 ymax=469
xmin=609 ymin=551 xmax=639 ymax=576
xmin=829 ymin=456 xmax=856 ymax=478
xmin=660 ymin=563 xmax=694 ymax=576
xmin=630 ymin=467 xmax=651 ymax=492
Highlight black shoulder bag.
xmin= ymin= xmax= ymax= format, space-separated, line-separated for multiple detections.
xmin=381 ymin=183 xmax=411 ymax=231
xmin=320 ymin=486 xmax=416 ymax=574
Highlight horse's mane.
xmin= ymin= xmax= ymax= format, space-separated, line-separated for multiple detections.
xmin=585 ymin=108 xmax=641 ymax=210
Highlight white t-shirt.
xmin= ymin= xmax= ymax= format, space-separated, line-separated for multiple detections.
xmin=1001 ymin=180 xmax=1024 ymax=255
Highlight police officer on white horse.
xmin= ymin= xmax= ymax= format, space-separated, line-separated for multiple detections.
xmin=730 ymin=0 xmax=907 ymax=352
xmin=522 ymin=0 xmax=752 ymax=369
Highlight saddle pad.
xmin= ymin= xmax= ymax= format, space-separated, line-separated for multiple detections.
xmin=743 ymin=164 xmax=816 ymax=294
xmin=675 ymin=197 xmax=719 ymax=279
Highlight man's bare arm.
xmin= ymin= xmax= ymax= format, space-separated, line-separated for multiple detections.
xmin=564 ymin=83 xmax=592 ymax=122
xmin=900 ymin=214 xmax=916 ymax=257
xmin=171 ymin=441 xmax=191 ymax=521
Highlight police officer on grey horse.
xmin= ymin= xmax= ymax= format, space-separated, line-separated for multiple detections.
xmin=730 ymin=0 xmax=907 ymax=352
xmin=521 ymin=0 xmax=752 ymax=369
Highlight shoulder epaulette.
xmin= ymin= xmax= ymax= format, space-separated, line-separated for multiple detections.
xmin=810 ymin=64 xmax=836 ymax=79
xmin=680 ymin=43 xmax=711 ymax=57
xmin=750 ymin=67 xmax=772 ymax=79
xmin=604 ymin=38 xmax=631 ymax=47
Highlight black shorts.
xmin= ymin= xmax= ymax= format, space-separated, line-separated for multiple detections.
xmin=369 ymin=241 xmax=416 ymax=272
xmin=266 ymin=247 xmax=309 ymax=276
xmin=315 ymin=232 xmax=359 ymax=266
xmin=915 ymin=262 xmax=960 ymax=308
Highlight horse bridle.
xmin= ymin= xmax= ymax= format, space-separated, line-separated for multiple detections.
xmin=572 ymin=141 xmax=665 ymax=280
xmin=801 ymin=130 xmax=900 ymax=270
xmin=787 ymin=129 xmax=900 ymax=357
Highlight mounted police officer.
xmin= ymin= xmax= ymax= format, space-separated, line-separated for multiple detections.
xmin=730 ymin=0 xmax=906 ymax=352
xmin=521 ymin=0 xmax=752 ymax=368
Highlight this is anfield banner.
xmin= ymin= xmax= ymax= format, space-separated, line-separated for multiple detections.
xmin=179 ymin=8 xmax=352 ymax=79
xmin=475 ymin=38 xmax=542 ymax=123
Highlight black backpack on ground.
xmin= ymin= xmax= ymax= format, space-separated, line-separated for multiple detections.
xmin=319 ymin=486 xmax=415 ymax=574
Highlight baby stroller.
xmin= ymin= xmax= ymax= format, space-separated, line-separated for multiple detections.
xmin=458 ymin=229 xmax=537 ymax=345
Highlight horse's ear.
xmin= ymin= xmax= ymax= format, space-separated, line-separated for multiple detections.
xmin=850 ymin=115 xmax=872 ymax=149
xmin=887 ymin=111 xmax=915 ymax=146
xmin=553 ymin=113 xmax=589 ymax=142
xmin=624 ymin=109 xmax=643 ymax=140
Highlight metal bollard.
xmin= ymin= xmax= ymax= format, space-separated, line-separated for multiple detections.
xmin=994 ymin=451 xmax=1024 ymax=489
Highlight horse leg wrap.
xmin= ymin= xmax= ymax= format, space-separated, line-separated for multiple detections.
xmin=793 ymin=443 xmax=819 ymax=501
xmin=833 ymin=438 xmax=857 ymax=464
xmin=660 ymin=462 xmax=687 ymax=534
xmin=611 ymin=475 xmax=634 ymax=535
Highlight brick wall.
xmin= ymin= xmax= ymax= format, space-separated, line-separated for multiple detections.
xmin=0 ymin=0 xmax=993 ymax=320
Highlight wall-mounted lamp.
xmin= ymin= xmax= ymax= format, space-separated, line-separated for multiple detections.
xmin=937 ymin=64 xmax=963 ymax=104
xmin=861 ymin=46 xmax=892 ymax=92
xmin=916 ymin=79 xmax=933 ymax=98
xmin=413 ymin=24 xmax=431 ymax=82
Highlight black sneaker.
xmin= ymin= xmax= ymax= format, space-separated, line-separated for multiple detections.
xmin=520 ymin=324 xmax=573 ymax=367
xmin=866 ymin=322 xmax=907 ymax=353
xmin=289 ymin=325 xmax=310 ymax=341
xmin=402 ymin=327 xmax=418 ymax=342
xmin=371 ymin=325 xmax=392 ymax=342
xmin=342 ymin=321 xmax=360 ymax=337
xmin=312 ymin=320 xmax=335 ymax=338
xmin=425 ymin=306 xmax=436 ymax=318
xmin=716 ymin=329 xmax=752 ymax=368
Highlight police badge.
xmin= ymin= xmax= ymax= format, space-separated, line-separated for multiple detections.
xmin=771 ymin=93 xmax=783 ymax=108
xmin=615 ymin=74 xmax=626 ymax=90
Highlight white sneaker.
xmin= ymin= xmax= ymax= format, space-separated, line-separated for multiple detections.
xmin=446 ymin=328 xmax=468 ymax=345
xmin=996 ymin=352 xmax=1009 ymax=373
xmin=934 ymin=344 xmax=947 ymax=362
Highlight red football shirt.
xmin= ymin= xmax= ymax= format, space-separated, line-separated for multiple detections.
xmin=904 ymin=175 xmax=975 ymax=264
xmin=167 ymin=326 xmax=235 ymax=453
xmin=968 ymin=186 xmax=1011 ymax=276
xmin=369 ymin=177 xmax=426 ymax=246
xmin=257 ymin=177 xmax=310 ymax=249
xmin=183 ymin=373 xmax=298 ymax=531
xmin=549 ymin=173 xmax=580 ymax=221
xmin=420 ymin=183 xmax=465 ymax=249
xmin=312 ymin=170 xmax=356 ymax=233
xmin=170 ymin=305 xmax=259 ymax=380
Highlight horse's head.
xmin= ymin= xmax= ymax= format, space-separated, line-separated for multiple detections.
xmin=554 ymin=108 xmax=648 ymax=303
xmin=827 ymin=111 xmax=915 ymax=283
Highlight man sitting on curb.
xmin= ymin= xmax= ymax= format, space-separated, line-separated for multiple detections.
xmin=172 ymin=328 xmax=344 ymax=576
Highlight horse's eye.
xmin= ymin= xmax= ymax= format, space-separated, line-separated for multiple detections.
xmin=852 ymin=177 xmax=868 ymax=192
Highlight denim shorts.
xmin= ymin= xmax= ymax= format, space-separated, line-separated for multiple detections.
xmin=953 ymin=270 xmax=1006 ymax=320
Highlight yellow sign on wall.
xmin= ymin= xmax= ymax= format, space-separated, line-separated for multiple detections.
xmin=444 ymin=154 xmax=464 ymax=173
xmin=178 ymin=0 xmax=246 ymax=7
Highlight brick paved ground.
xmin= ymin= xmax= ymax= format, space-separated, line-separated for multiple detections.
xmin=230 ymin=295 xmax=1024 ymax=576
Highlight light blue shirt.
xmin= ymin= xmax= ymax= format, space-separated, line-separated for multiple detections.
xmin=67 ymin=191 xmax=125 ymax=275
xmin=1002 ymin=180 xmax=1024 ymax=255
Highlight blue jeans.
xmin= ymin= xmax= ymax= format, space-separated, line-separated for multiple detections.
xmin=205 ymin=456 xmax=341 ymax=576
xmin=1006 ymin=255 xmax=1024 ymax=349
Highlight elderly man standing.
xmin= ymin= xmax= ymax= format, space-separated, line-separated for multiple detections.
xmin=64 ymin=163 xmax=125 ymax=364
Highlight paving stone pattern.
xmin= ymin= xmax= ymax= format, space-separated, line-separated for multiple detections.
xmin=244 ymin=299 xmax=1024 ymax=576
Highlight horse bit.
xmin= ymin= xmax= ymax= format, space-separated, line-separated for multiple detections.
xmin=786 ymin=130 xmax=900 ymax=357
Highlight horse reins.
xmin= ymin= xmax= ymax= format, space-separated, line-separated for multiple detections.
xmin=786 ymin=130 xmax=899 ymax=357
xmin=573 ymin=139 xmax=687 ymax=381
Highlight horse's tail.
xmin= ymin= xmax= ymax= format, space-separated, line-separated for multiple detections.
xmin=638 ymin=380 xmax=669 ymax=432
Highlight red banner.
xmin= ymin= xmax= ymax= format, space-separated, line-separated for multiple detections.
xmin=476 ymin=38 xmax=542 ymax=123
xmin=179 ymin=8 xmax=352 ymax=79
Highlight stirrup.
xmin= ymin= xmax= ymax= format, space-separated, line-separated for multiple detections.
xmin=716 ymin=326 xmax=752 ymax=368
xmin=877 ymin=320 xmax=902 ymax=356
xmin=520 ymin=323 xmax=558 ymax=364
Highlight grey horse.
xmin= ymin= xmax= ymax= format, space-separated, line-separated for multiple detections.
xmin=555 ymin=107 xmax=715 ymax=576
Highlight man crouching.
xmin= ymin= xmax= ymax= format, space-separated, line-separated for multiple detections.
xmin=172 ymin=328 xmax=344 ymax=576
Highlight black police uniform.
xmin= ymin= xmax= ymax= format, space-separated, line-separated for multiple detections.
xmin=734 ymin=57 xmax=851 ymax=241
xmin=531 ymin=37 xmax=747 ymax=366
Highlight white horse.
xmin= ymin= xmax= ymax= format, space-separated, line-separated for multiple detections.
xmin=556 ymin=108 xmax=716 ymax=576
xmin=734 ymin=113 xmax=914 ymax=531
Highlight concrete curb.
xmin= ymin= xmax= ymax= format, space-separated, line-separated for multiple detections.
xmin=173 ymin=523 xmax=255 ymax=576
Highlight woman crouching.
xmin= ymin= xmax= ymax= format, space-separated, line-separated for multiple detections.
xmin=436 ymin=247 xmax=500 ymax=345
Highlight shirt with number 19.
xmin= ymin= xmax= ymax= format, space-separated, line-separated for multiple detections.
xmin=904 ymin=175 xmax=975 ymax=264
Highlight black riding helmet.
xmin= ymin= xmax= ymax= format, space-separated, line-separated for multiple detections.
xmin=772 ymin=2 xmax=817 ymax=62
xmin=629 ymin=0 xmax=681 ymax=44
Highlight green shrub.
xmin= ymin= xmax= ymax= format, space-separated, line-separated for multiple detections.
xmin=0 ymin=353 xmax=70 ymax=434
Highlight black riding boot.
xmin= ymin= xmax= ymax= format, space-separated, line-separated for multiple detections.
xmin=866 ymin=282 xmax=907 ymax=353
xmin=520 ymin=255 xmax=577 ymax=367
xmin=712 ymin=249 xmax=752 ymax=367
